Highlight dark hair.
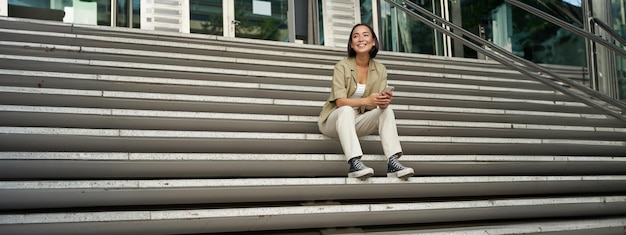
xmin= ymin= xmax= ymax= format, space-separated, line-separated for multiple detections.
xmin=347 ymin=23 xmax=380 ymax=58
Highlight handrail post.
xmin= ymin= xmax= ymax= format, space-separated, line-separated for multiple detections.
xmin=590 ymin=17 xmax=626 ymax=47
xmin=584 ymin=0 xmax=600 ymax=91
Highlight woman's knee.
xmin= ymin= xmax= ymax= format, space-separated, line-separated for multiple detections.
xmin=335 ymin=106 xmax=355 ymax=118
xmin=380 ymin=107 xmax=396 ymax=117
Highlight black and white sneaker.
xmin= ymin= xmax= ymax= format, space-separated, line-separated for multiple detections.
xmin=387 ymin=155 xmax=414 ymax=179
xmin=348 ymin=157 xmax=374 ymax=179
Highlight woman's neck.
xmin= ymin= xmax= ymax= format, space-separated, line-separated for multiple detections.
xmin=355 ymin=54 xmax=370 ymax=67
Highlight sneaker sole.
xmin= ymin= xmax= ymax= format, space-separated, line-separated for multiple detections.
xmin=387 ymin=168 xmax=414 ymax=179
xmin=348 ymin=168 xmax=374 ymax=179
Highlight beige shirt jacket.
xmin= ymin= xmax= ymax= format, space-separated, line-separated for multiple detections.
xmin=318 ymin=57 xmax=388 ymax=126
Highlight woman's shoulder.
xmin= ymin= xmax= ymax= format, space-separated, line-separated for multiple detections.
xmin=335 ymin=57 xmax=353 ymax=65
xmin=370 ymin=58 xmax=385 ymax=66
xmin=334 ymin=57 xmax=355 ymax=69
xmin=370 ymin=59 xmax=387 ymax=70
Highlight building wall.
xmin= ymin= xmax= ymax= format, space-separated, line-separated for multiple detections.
xmin=321 ymin=0 xmax=358 ymax=48
xmin=1 ymin=0 xmax=7 ymax=16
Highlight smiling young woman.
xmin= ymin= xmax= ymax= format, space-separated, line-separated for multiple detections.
xmin=317 ymin=23 xmax=414 ymax=180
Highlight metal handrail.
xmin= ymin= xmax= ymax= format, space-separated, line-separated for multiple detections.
xmin=505 ymin=0 xmax=626 ymax=58
xmin=589 ymin=16 xmax=626 ymax=47
xmin=383 ymin=0 xmax=626 ymax=122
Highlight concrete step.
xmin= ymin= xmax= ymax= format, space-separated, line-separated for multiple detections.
xmin=0 ymin=67 xmax=579 ymax=106
xmin=1 ymin=152 xmax=625 ymax=179
xmin=347 ymin=217 xmax=626 ymax=235
xmin=1 ymin=66 xmax=621 ymax=128
xmin=0 ymin=37 xmax=571 ymax=92
xmin=2 ymin=105 xmax=624 ymax=140
xmin=1 ymin=95 xmax=620 ymax=141
xmin=0 ymin=17 xmax=588 ymax=82
xmin=0 ymin=84 xmax=614 ymax=122
xmin=2 ymin=91 xmax=618 ymax=127
xmin=0 ymin=16 xmax=623 ymax=235
xmin=0 ymin=32 xmax=606 ymax=119
xmin=0 ymin=52 xmax=570 ymax=111
xmin=2 ymin=176 xmax=626 ymax=210
xmin=0 ymin=196 xmax=624 ymax=234
xmin=0 ymin=20 xmax=539 ymax=79
xmin=0 ymin=20 xmax=587 ymax=87
xmin=1 ymin=126 xmax=625 ymax=156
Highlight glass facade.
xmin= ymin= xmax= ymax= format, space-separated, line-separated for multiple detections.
xmin=361 ymin=0 xmax=587 ymax=68
xmin=516 ymin=1 xmax=585 ymax=67
xmin=452 ymin=0 xmax=586 ymax=67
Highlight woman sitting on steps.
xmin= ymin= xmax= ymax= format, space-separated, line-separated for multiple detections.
xmin=318 ymin=23 xmax=414 ymax=180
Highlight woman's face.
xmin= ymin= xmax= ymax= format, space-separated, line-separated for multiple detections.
xmin=350 ymin=25 xmax=375 ymax=56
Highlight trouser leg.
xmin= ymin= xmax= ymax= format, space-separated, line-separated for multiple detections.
xmin=318 ymin=106 xmax=363 ymax=160
xmin=355 ymin=107 xmax=403 ymax=158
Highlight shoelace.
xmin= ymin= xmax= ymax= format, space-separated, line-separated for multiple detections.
xmin=352 ymin=159 xmax=368 ymax=170
xmin=388 ymin=157 xmax=405 ymax=171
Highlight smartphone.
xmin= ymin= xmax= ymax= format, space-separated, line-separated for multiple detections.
xmin=381 ymin=86 xmax=394 ymax=93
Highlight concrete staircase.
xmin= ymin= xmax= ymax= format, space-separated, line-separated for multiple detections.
xmin=0 ymin=17 xmax=625 ymax=234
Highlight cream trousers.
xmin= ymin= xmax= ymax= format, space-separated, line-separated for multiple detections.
xmin=318 ymin=106 xmax=403 ymax=161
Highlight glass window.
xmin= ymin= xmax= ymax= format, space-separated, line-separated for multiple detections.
xmin=318 ymin=0 xmax=324 ymax=45
xmin=379 ymin=0 xmax=438 ymax=55
xmin=95 ymin=0 xmax=112 ymax=26
xmin=132 ymin=0 xmax=140 ymax=28
xmin=116 ymin=0 xmax=141 ymax=28
xmin=117 ymin=0 xmax=130 ymax=27
xmin=8 ymin=0 xmax=69 ymax=21
xmin=234 ymin=0 xmax=289 ymax=42
xmin=294 ymin=0 xmax=309 ymax=43
xmin=456 ymin=0 xmax=586 ymax=67
xmin=190 ymin=0 xmax=223 ymax=36
xmin=8 ymin=0 xmax=112 ymax=26
xmin=360 ymin=0 xmax=373 ymax=26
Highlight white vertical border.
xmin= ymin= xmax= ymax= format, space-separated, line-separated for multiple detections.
xmin=140 ymin=0 xmax=153 ymax=30
xmin=440 ymin=0 xmax=452 ymax=57
xmin=288 ymin=0 xmax=295 ymax=42
xmin=354 ymin=0 xmax=361 ymax=23
xmin=223 ymin=0 xmax=235 ymax=37
xmin=181 ymin=0 xmax=190 ymax=33
xmin=1 ymin=0 xmax=7 ymax=16
xmin=111 ymin=0 xmax=117 ymax=27
xmin=321 ymin=0 xmax=333 ymax=47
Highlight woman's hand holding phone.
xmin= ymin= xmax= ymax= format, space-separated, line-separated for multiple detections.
xmin=377 ymin=86 xmax=394 ymax=108
xmin=381 ymin=86 xmax=394 ymax=97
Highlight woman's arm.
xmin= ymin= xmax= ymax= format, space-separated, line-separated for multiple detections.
xmin=377 ymin=64 xmax=392 ymax=109
xmin=336 ymin=93 xmax=390 ymax=108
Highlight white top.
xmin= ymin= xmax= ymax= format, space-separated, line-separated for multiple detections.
xmin=350 ymin=84 xmax=366 ymax=98
xmin=350 ymin=84 xmax=367 ymax=110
